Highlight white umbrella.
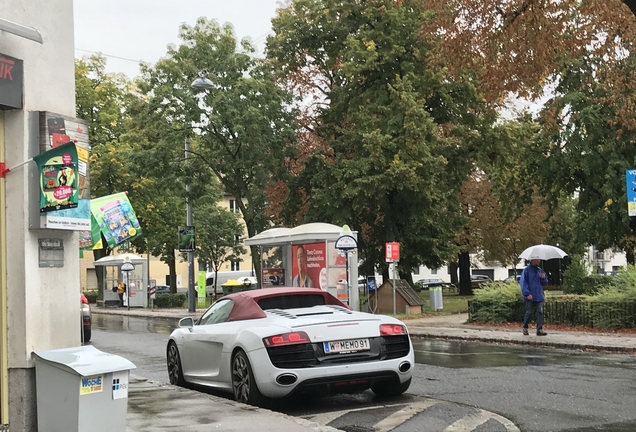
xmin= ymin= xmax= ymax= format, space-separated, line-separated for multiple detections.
xmin=519 ymin=244 xmax=567 ymax=260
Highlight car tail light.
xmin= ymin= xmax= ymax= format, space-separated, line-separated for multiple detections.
xmin=380 ymin=324 xmax=406 ymax=336
xmin=263 ymin=331 xmax=310 ymax=347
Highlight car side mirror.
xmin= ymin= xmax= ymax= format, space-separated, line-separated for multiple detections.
xmin=178 ymin=317 xmax=194 ymax=328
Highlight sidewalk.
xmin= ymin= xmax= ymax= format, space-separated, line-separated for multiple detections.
xmin=90 ymin=306 xmax=635 ymax=431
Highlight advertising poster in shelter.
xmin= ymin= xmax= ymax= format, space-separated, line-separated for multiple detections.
xmin=90 ymin=192 xmax=142 ymax=248
xmin=291 ymin=243 xmax=326 ymax=290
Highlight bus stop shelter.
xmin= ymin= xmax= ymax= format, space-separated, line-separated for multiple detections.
xmin=93 ymin=253 xmax=148 ymax=308
xmin=245 ymin=223 xmax=360 ymax=311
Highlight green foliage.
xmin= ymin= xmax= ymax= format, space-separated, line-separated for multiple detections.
xmin=83 ymin=290 xmax=98 ymax=304
xmin=137 ymin=18 xmax=298 ymax=278
xmin=563 ymin=256 xmax=612 ymax=295
xmin=153 ymin=293 xmax=187 ymax=308
xmin=268 ymin=0 xmax=496 ymax=275
xmin=473 ymin=281 xmax=522 ymax=302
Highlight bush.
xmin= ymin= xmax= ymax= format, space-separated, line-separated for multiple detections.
xmin=469 ymin=282 xmax=524 ymax=323
xmin=562 ymin=256 xmax=612 ymax=295
xmin=153 ymin=293 xmax=187 ymax=308
xmin=84 ymin=290 xmax=98 ymax=304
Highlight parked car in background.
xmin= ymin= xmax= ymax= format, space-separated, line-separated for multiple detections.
xmin=166 ymin=287 xmax=414 ymax=407
xmin=414 ymin=277 xmax=456 ymax=292
xmin=503 ymin=275 xmax=521 ymax=284
xmin=470 ymin=275 xmax=492 ymax=289
xmin=80 ymin=293 xmax=91 ymax=342
xmin=150 ymin=285 xmax=171 ymax=296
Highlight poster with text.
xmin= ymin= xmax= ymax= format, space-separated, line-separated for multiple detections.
xmin=90 ymin=192 xmax=142 ymax=248
xmin=291 ymin=243 xmax=326 ymax=290
xmin=39 ymin=113 xmax=91 ymax=230
xmin=34 ymin=142 xmax=79 ymax=213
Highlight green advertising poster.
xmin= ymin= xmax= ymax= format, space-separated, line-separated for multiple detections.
xmin=89 ymin=192 xmax=142 ymax=248
xmin=197 ymin=271 xmax=207 ymax=307
xmin=33 ymin=142 xmax=79 ymax=213
xmin=79 ymin=214 xmax=103 ymax=250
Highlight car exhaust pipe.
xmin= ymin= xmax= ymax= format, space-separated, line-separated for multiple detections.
xmin=398 ymin=361 xmax=411 ymax=373
xmin=276 ymin=373 xmax=298 ymax=386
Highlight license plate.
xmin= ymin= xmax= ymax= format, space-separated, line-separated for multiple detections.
xmin=323 ymin=338 xmax=370 ymax=354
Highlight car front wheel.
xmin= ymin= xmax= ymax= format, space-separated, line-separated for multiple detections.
xmin=232 ymin=350 xmax=267 ymax=406
xmin=167 ymin=341 xmax=186 ymax=387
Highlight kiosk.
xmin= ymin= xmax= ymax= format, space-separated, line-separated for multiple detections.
xmin=245 ymin=223 xmax=360 ymax=311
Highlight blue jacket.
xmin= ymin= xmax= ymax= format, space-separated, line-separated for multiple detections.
xmin=520 ymin=265 xmax=548 ymax=302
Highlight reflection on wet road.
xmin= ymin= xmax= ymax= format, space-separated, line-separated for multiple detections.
xmin=413 ymin=338 xmax=636 ymax=369
xmin=93 ymin=314 xmax=178 ymax=335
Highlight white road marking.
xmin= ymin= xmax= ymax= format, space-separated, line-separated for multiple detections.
xmin=373 ymin=399 xmax=439 ymax=432
xmin=305 ymin=403 xmax=404 ymax=425
xmin=443 ymin=408 xmax=521 ymax=432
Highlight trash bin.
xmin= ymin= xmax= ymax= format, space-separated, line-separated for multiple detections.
xmin=429 ymin=286 xmax=443 ymax=311
xmin=33 ymin=345 xmax=136 ymax=432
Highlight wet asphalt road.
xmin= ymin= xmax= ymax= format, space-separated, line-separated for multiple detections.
xmin=91 ymin=314 xmax=636 ymax=432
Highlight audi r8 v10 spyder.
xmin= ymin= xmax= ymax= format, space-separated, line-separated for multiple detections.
xmin=166 ymin=287 xmax=414 ymax=406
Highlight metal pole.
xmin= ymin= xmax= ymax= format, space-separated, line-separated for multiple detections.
xmin=345 ymin=252 xmax=350 ymax=303
xmin=392 ymin=262 xmax=396 ymax=315
xmin=126 ymin=271 xmax=130 ymax=311
xmin=186 ymin=136 xmax=196 ymax=312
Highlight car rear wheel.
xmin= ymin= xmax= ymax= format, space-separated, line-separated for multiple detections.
xmin=232 ymin=350 xmax=266 ymax=406
xmin=372 ymin=377 xmax=411 ymax=397
xmin=82 ymin=326 xmax=91 ymax=342
xmin=167 ymin=342 xmax=186 ymax=387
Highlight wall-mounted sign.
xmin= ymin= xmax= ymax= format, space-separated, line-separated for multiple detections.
xmin=385 ymin=242 xmax=400 ymax=262
xmin=0 ymin=53 xmax=23 ymax=110
xmin=90 ymin=192 xmax=142 ymax=248
xmin=38 ymin=238 xmax=64 ymax=267
xmin=37 ymin=112 xmax=91 ymax=231
xmin=33 ymin=142 xmax=79 ymax=213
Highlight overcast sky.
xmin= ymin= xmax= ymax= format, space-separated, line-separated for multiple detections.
xmin=73 ymin=0 xmax=282 ymax=79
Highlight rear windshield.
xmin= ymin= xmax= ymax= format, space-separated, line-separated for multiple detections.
xmin=258 ymin=294 xmax=326 ymax=311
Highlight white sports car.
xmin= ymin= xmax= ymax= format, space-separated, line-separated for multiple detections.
xmin=166 ymin=287 xmax=414 ymax=406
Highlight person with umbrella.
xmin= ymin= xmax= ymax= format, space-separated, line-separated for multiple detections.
xmin=520 ymin=255 xmax=549 ymax=336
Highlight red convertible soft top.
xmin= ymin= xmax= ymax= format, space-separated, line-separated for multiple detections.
xmin=224 ymin=287 xmax=349 ymax=322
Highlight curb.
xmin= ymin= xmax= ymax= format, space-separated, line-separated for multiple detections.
xmin=409 ymin=332 xmax=636 ymax=354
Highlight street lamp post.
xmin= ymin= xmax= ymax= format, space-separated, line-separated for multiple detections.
xmin=185 ymin=135 xmax=195 ymax=313
xmin=186 ymin=75 xmax=215 ymax=313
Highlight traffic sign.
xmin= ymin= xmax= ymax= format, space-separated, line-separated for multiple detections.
xmin=149 ymin=285 xmax=156 ymax=299
xmin=121 ymin=262 xmax=134 ymax=272
xmin=178 ymin=225 xmax=196 ymax=252
xmin=335 ymin=234 xmax=358 ymax=250
xmin=385 ymin=242 xmax=400 ymax=262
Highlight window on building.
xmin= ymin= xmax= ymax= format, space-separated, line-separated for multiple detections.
xmin=431 ymin=268 xmax=438 ymax=275
xmin=231 ymin=261 xmax=240 ymax=271
xmin=234 ymin=235 xmax=240 ymax=243
xmin=413 ymin=267 xmax=420 ymax=275
xmin=229 ymin=199 xmax=238 ymax=213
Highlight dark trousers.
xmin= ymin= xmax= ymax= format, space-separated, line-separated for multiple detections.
xmin=523 ymin=301 xmax=544 ymax=330
xmin=118 ymin=293 xmax=124 ymax=307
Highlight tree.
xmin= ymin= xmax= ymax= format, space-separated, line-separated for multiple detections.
xmin=423 ymin=0 xmax=636 ymax=117
xmin=75 ymin=56 xmax=135 ymax=298
xmin=267 ymin=0 xmax=497 ymax=282
xmin=526 ymin=53 xmax=636 ymax=262
xmin=195 ymin=203 xmax=246 ymax=298
xmin=137 ymin=18 xmax=298 ymax=283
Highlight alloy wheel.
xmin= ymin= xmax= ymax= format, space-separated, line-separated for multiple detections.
xmin=167 ymin=344 xmax=181 ymax=385
xmin=232 ymin=354 xmax=250 ymax=403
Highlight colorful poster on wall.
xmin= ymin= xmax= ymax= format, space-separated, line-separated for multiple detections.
xmin=79 ymin=214 xmax=104 ymax=250
xmin=90 ymin=192 xmax=142 ymax=248
xmin=33 ymin=142 xmax=79 ymax=213
xmin=262 ymin=268 xmax=285 ymax=287
xmin=291 ymin=243 xmax=326 ymax=290
xmin=38 ymin=112 xmax=91 ymax=230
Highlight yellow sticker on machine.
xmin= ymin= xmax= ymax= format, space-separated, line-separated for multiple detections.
xmin=80 ymin=374 xmax=104 ymax=395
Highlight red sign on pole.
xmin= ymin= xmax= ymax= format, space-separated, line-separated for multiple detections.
xmin=385 ymin=242 xmax=400 ymax=262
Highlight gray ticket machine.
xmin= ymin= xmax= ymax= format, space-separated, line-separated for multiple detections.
xmin=33 ymin=345 xmax=136 ymax=432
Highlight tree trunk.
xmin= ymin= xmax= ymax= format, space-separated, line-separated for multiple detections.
xmin=249 ymin=245 xmax=262 ymax=288
xmin=449 ymin=261 xmax=459 ymax=285
xmin=458 ymin=251 xmax=473 ymax=296
xmin=167 ymin=249 xmax=177 ymax=293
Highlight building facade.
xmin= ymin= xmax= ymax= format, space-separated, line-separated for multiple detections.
xmin=1 ymin=1 xmax=78 ymax=430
